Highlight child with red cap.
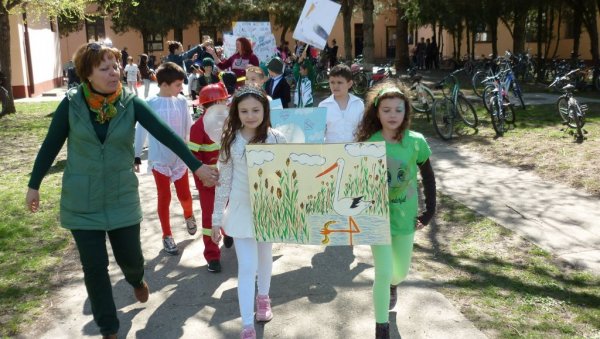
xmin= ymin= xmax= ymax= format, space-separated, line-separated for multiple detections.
xmin=188 ymin=82 xmax=233 ymax=272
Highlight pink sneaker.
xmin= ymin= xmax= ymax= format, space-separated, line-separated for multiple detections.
xmin=240 ymin=326 xmax=256 ymax=339
xmin=255 ymin=294 xmax=273 ymax=322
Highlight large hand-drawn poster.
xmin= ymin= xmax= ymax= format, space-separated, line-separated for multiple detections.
xmin=293 ymin=0 xmax=341 ymax=50
xmin=270 ymin=107 xmax=327 ymax=143
xmin=246 ymin=142 xmax=390 ymax=245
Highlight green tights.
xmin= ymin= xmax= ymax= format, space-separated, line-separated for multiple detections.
xmin=371 ymin=232 xmax=415 ymax=323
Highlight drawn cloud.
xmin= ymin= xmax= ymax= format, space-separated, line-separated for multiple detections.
xmin=290 ymin=153 xmax=326 ymax=166
xmin=345 ymin=143 xmax=386 ymax=158
xmin=247 ymin=150 xmax=275 ymax=167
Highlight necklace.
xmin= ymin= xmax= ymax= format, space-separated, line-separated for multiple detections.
xmin=82 ymin=82 xmax=123 ymax=124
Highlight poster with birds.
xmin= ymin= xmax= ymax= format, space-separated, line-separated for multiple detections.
xmin=245 ymin=142 xmax=390 ymax=245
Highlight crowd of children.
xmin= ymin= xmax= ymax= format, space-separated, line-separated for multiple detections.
xmin=53 ymin=35 xmax=436 ymax=339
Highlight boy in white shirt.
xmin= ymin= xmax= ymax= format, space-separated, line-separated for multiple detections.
xmin=134 ymin=62 xmax=197 ymax=255
xmin=318 ymin=64 xmax=364 ymax=142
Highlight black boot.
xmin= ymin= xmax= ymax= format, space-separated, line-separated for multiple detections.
xmin=376 ymin=322 xmax=390 ymax=339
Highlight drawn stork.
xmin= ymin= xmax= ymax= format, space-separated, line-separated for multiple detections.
xmin=316 ymin=158 xmax=374 ymax=245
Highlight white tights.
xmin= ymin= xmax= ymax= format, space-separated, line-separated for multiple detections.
xmin=233 ymin=237 xmax=273 ymax=326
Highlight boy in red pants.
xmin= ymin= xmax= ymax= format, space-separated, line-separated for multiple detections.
xmin=188 ymin=82 xmax=233 ymax=272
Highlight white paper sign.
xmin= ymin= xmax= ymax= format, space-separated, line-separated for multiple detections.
xmin=226 ymin=22 xmax=279 ymax=63
xmin=293 ymin=0 xmax=341 ymax=50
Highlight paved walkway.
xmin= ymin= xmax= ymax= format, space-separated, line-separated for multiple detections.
xmin=20 ymin=162 xmax=487 ymax=339
xmin=429 ymin=139 xmax=600 ymax=274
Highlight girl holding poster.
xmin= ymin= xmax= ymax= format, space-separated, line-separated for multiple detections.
xmin=211 ymin=86 xmax=286 ymax=339
xmin=355 ymin=80 xmax=437 ymax=339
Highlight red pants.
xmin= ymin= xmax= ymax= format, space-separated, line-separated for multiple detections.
xmin=152 ymin=169 xmax=193 ymax=238
xmin=193 ymin=174 xmax=221 ymax=262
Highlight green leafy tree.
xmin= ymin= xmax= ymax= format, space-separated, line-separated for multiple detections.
xmin=0 ymin=0 xmax=108 ymax=115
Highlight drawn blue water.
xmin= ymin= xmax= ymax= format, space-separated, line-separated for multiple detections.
xmin=307 ymin=214 xmax=391 ymax=246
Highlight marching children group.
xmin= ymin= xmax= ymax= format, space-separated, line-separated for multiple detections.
xmin=131 ymin=58 xmax=436 ymax=339
xmin=32 ymin=40 xmax=436 ymax=339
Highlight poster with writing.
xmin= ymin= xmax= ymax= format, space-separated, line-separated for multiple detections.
xmin=270 ymin=107 xmax=326 ymax=144
xmin=293 ymin=0 xmax=341 ymax=50
xmin=245 ymin=142 xmax=390 ymax=245
xmin=229 ymin=21 xmax=279 ymax=62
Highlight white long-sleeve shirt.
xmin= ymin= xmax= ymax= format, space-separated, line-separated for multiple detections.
xmin=317 ymin=93 xmax=364 ymax=143
xmin=134 ymin=95 xmax=193 ymax=181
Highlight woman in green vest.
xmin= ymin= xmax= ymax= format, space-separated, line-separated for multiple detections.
xmin=25 ymin=42 xmax=219 ymax=339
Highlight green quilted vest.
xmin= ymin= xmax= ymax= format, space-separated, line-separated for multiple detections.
xmin=60 ymin=87 xmax=142 ymax=230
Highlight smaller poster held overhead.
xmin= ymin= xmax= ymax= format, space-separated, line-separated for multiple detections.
xmin=293 ymin=0 xmax=341 ymax=50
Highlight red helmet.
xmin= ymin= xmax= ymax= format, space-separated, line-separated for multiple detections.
xmin=199 ymin=82 xmax=228 ymax=105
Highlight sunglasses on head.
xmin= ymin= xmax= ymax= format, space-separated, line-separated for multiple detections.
xmin=86 ymin=42 xmax=102 ymax=52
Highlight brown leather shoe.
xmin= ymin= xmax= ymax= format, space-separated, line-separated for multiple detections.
xmin=134 ymin=281 xmax=149 ymax=303
xmin=102 ymin=334 xmax=117 ymax=339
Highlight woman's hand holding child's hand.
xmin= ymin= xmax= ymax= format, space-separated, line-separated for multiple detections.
xmin=195 ymin=165 xmax=219 ymax=187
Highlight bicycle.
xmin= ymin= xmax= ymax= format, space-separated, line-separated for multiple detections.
xmin=400 ymin=67 xmax=435 ymax=121
xmin=350 ymin=56 xmax=369 ymax=95
xmin=481 ymin=57 xmax=526 ymax=110
xmin=549 ymin=69 xmax=588 ymax=142
xmin=431 ymin=68 xmax=479 ymax=140
xmin=482 ymin=70 xmax=516 ymax=136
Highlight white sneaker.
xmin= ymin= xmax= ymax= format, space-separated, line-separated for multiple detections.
xmin=162 ymin=236 xmax=179 ymax=255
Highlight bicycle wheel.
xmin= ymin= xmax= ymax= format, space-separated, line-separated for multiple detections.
xmin=411 ymin=84 xmax=435 ymax=120
xmin=471 ymin=70 xmax=487 ymax=98
xmin=574 ymin=104 xmax=585 ymax=140
xmin=352 ymin=72 xmax=368 ymax=95
xmin=432 ymin=98 xmax=454 ymax=140
xmin=456 ymin=94 xmax=478 ymax=128
xmin=490 ymin=96 xmax=506 ymax=136
xmin=315 ymin=70 xmax=329 ymax=88
xmin=482 ymin=85 xmax=495 ymax=112
xmin=511 ymin=83 xmax=526 ymax=109
xmin=556 ymin=95 xmax=570 ymax=124
xmin=503 ymin=96 xmax=516 ymax=124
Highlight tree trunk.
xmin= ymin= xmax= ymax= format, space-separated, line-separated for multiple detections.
xmin=489 ymin=18 xmax=498 ymax=58
xmin=512 ymin=12 xmax=527 ymax=54
xmin=361 ymin=0 xmax=375 ymax=66
xmin=583 ymin=4 xmax=599 ymax=67
xmin=395 ymin=0 xmax=410 ymax=70
xmin=0 ymin=10 xmax=16 ymax=114
xmin=456 ymin=21 xmax=463 ymax=60
xmin=341 ymin=0 xmax=355 ymax=63
xmin=174 ymin=28 xmax=183 ymax=45
xmin=280 ymin=26 xmax=288 ymax=44
xmin=572 ymin=10 xmax=582 ymax=60
xmin=549 ymin=3 xmax=560 ymax=59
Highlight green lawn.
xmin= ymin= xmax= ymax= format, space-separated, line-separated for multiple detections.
xmin=0 ymin=102 xmax=70 ymax=337
xmin=412 ymin=99 xmax=600 ymax=196
xmin=413 ymin=193 xmax=600 ymax=338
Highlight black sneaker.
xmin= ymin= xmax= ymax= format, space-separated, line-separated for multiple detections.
xmin=389 ymin=285 xmax=398 ymax=310
xmin=207 ymin=260 xmax=222 ymax=273
xmin=223 ymin=235 xmax=234 ymax=248
xmin=162 ymin=236 xmax=179 ymax=255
